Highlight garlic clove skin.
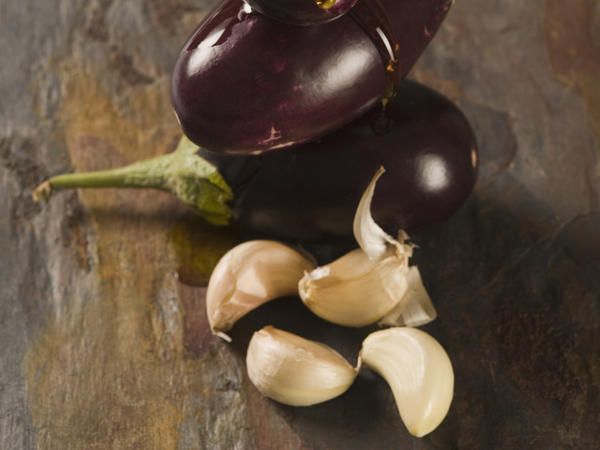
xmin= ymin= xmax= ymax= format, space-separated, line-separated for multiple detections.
xmin=360 ymin=328 xmax=454 ymax=437
xmin=298 ymin=248 xmax=410 ymax=327
xmin=246 ymin=326 xmax=358 ymax=406
xmin=206 ymin=241 xmax=315 ymax=339
xmin=353 ymin=167 xmax=413 ymax=262
xmin=353 ymin=166 xmax=396 ymax=260
xmin=379 ymin=266 xmax=437 ymax=328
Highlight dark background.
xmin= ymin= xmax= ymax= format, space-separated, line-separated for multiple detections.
xmin=1 ymin=0 xmax=598 ymax=449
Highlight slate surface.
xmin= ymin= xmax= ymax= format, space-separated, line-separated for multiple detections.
xmin=0 ymin=0 xmax=598 ymax=449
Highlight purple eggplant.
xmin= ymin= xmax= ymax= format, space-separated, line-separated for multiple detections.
xmin=172 ymin=0 xmax=453 ymax=154
xmin=202 ymin=80 xmax=478 ymax=239
xmin=34 ymin=81 xmax=477 ymax=242
xmin=245 ymin=0 xmax=358 ymax=25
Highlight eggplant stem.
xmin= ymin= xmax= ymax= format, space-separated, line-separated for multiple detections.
xmin=32 ymin=136 xmax=234 ymax=226
xmin=33 ymin=160 xmax=168 ymax=200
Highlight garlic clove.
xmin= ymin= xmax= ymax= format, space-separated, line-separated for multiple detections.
xmin=298 ymin=248 xmax=410 ymax=327
xmin=360 ymin=328 xmax=454 ymax=437
xmin=206 ymin=241 xmax=315 ymax=340
xmin=298 ymin=166 xmax=432 ymax=328
xmin=379 ymin=266 xmax=437 ymax=328
xmin=246 ymin=326 xmax=358 ymax=406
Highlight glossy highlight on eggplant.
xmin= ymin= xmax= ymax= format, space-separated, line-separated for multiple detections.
xmin=245 ymin=0 xmax=358 ymax=25
xmin=171 ymin=0 xmax=453 ymax=154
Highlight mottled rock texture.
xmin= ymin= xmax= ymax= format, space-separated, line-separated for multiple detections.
xmin=0 ymin=0 xmax=599 ymax=449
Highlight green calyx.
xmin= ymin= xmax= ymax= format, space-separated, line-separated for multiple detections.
xmin=33 ymin=136 xmax=234 ymax=226
xmin=164 ymin=137 xmax=233 ymax=225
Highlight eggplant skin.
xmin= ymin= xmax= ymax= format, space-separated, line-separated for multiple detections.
xmin=245 ymin=0 xmax=358 ymax=26
xmin=171 ymin=0 xmax=452 ymax=154
xmin=200 ymin=81 xmax=478 ymax=241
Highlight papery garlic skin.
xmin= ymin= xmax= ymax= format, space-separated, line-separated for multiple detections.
xmin=379 ymin=267 xmax=437 ymax=328
xmin=299 ymin=249 xmax=410 ymax=327
xmin=246 ymin=326 xmax=358 ymax=406
xmin=353 ymin=166 xmax=395 ymax=260
xmin=206 ymin=241 xmax=314 ymax=339
xmin=360 ymin=328 xmax=454 ymax=437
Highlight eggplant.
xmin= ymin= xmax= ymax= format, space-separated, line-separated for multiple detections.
xmin=245 ymin=0 xmax=358 ymax=25
xmin=203 ymin=80 xmax=478 ymax=239
xmin=172 ymin=0 xmax=453 ymax=154
xmin=34 ymin=81 xmax=477 ymax=242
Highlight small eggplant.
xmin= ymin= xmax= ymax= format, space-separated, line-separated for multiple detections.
xmin=33 ymin=81 xmax=477 ymax=241
xmin=203 ymin=80 xmax=478 ymax=239
xmin=244 ymin=0 xmax=358 ymax=25
xmin=172 ymin=0 xmax=453 ymax=154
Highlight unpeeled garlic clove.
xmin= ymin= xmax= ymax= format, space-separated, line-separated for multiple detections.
xmin=298 ymin=168 xmax=417 ymax=327
xmin=206 ymin=241 xmax=314 ymax=340
xmin=379 ymin=266 xmax=437 ymax=328
xmin=360 ymin=328 xmax=454 ymax=437
xmin=246 ymin=326 xmax=358 ymax=406
xmin=298 ymin=248 xmax=410 ymax=327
